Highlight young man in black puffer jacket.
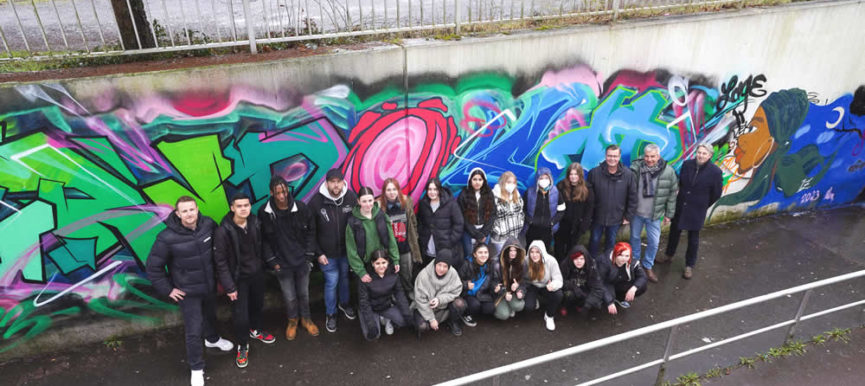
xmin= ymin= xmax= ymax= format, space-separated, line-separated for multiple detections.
xmin=213 ymin=193 xmax=276 ymax=369
xmin=146 ymin=196 xmax=233 ymax=386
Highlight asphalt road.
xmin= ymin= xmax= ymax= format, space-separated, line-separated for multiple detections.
xmin=1 ymin=205 xmax=864 ymax=385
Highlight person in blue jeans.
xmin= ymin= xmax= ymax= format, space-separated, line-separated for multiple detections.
xmin=586 ymin=145 xmax=637 ymax=260
xmin=308 ymin=169 xmax=358 ymax=333
xmin=628 ymin=143 xmax=677 ymax=283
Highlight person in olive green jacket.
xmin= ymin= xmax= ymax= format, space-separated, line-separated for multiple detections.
xmin=346 ymin=187 xmax=401 ymax=284
xmin=628 ymin=143 xmax=677 ymax=283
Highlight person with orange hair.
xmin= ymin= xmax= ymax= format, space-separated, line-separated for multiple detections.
xmin=596 ymin=242 xmax=647 ymax=314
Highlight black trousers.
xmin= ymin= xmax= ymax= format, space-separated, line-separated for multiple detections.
xmin=232 ymin=271 xmax=266 ymax=346
xmin=612 ymin=281 xmax=648 ymax=302
xmin=414 ymin=298 xmax=467 ymax=331
xmin=524 ymin=285 xmax=564 ymax=316
xmin=465 ymin=295 xmax=496 ymax=316
xmin=562 ymin=288 xmax=601 ymax=310
xmin=666 ymin=216 xmax=701 ymax=267
xmin=179 ymin=294 xmax=219 ymax=370
xmin=526 ymin=225 xmax=553 ymax=254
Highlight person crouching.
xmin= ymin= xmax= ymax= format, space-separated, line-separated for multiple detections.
xmin=412 ymin=250 xmax=467 ymax=337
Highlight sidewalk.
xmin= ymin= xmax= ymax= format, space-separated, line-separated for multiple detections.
xmin=1 ymin=205 xmax=864 ymax=385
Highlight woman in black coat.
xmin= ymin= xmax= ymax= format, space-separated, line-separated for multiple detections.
xmin=663 ymin=144 xmax=723 ymax=279
xmin=417 ymin=177 xmax=465 ymax=269
xmin=555 ymin=162 xmax=594 ymax=262
xmin=559 ymin=245 xmax=605 ymax=316
xmin=357 ymin=249 xmax=413 ymax=341
xmin=458 ymin=243 xmax=499 ymax=326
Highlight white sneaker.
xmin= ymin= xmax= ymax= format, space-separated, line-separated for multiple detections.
xmin=190 ymin=369 xmax=204 ymax=386
xmin=204 ymin=337 xmax=233 ymax=352
xmin=384 ymin=319 xmax=394 ymax=335
xmin=543 ymin=313 xmax=556 ymax=331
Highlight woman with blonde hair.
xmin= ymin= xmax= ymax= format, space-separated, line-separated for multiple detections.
xmin=378 ymin=178 xmax=422 ymax=292
xmin=490 ymin=171 xmax=524 ymax=256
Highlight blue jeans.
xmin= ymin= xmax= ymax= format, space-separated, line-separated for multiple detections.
xmin=320 ymin=256 xmax=350 ymax=316
xmin=589 ymin=223 xmax=621 ymax=260
xmin=630 ymin=215 xmax=662 ymax=269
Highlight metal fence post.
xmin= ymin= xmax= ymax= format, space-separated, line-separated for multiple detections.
xmin=654 ymin=325 xmax=678 ymax=386
xmin=241 ymin=0 xmax=258 ymax=54
xmin=455 ymin=0 xmax=461 ymax=34
xmin=785 ymin=289 xmax=812 ymax=344
xmin=612 ymin=0 xmax=620 ymax=22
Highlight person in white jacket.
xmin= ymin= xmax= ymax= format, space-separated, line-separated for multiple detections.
xmin=523 ymin=240 xmax=564 ymax=331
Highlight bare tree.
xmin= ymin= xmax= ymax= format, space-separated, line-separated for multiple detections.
xmin=110 ymin=0 xmax=155 ymax=49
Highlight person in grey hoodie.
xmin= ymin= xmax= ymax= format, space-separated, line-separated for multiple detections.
xmin=523 ymin=240 xmax=564 ymax=331
xmin=412 ymin=250 xmax=467 ymax=337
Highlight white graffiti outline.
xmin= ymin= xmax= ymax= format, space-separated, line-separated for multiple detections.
xmin=33 ymin=257 xmax=124 ymax=307
xmin=451 ymin=109 xmax=517 ymax=171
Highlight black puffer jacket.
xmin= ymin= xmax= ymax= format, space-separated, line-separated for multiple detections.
xmin=587 ymin=161 xmax=638 ymax=226
xmin=559 ymin=245 xmax=605 ymax=308
xmin=417 ymin=187 xmax=464 ymax=256
xmin=596 ymin=250 xmax=648 ymax=306
xmin=555 ymin=179 xmax=594 ymax=240
xmin=213 ymin=212 xmax=264 ymax=294
xmin=258 ymin=195 xmax=316 ymax=269
xmin=358 ymin=267 xmax=411 ymax=317
xmin=145 ymin=213 xmax=217 ymax=297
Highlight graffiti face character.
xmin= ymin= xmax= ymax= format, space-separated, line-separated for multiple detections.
xmin=605 ymin=148 xmax=621 ymax=169
xmin=735 ymin=107 xmax=777 ymax=173
xmin=175 ymin=201 xmax=199 ymax=230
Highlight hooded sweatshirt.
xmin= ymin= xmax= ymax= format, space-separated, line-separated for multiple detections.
xmin=411 ymin=260 xmax=463 ymax=322
xmin=346 ymin=204 xmax=400 ymax=277
xmin=559 ymin=245 xmax=605 ymax=307
xmin=498 ymin=237 xmax=527 ymax=296
xmin=213 ymin=212 xmax=264 ymax=293
xmin=596 ymin=249 xmax=648 ymax=305
xmin=523 ymin=240 xmax=563 ymax=291
xmin=458 ymin=167 xmax=497 ymax=240
xmin=258 ymin=194 xmax=316 ymax=269
xmin=523 ymin=167 xmax=564 ymax=233
xmin=308 ymin=181 xmax=358 ymax=258
xmin=145 ymin=213 xmax=217 ymax=297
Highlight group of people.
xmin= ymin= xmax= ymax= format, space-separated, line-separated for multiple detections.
xmin=145 ymin=143 xmax=723 ymax=386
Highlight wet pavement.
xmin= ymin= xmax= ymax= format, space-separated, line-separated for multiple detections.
xmin=1 ymin=205 xmax=864 ymax=385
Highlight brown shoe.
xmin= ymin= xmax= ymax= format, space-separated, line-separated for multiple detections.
xmin=301 ymin=317 xmax=320 ymax=336
xmin=683 ymin=266 xmax=693 ymax=280
xmin=645 ymin=268 xmax=659 ymax=283
xmin=285 ymin=318 xmax=298 ymax=341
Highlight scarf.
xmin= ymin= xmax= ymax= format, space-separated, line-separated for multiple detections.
xmin=468 ymin=259 xmax=488 ymax=296
xmin=640 ymin=162 xmax=663 ymax=198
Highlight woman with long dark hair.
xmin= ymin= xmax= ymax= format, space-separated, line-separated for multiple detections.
xmin=555 ymin=162 xmax=594 ymax=261
xmin=357 ymin=249 xmax=413 ymax=340
xmin=493 ymin=238 xmax=526 ymax=320
xmin=417 ymin=177 xmax=465 ymax=269
xmin=458 ymin=168 xmax=497 ymax=259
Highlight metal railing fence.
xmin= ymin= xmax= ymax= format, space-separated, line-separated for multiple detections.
xmin=436 ymin=269 xmax=865 ymax=386
xmin=0 ymin=0 xmax=756 ymax=61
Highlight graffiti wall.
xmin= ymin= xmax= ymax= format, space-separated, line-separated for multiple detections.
xmin=2 ymin=25 xmax=865 ymax=355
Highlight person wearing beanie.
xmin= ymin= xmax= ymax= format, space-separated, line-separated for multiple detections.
xmin=411 ymin=250 xmax=467 ymax=337
xmin=597 ymin=242 xmax=648 ymax=314
xmin=458 ymin=167 xmax=497 ymax=260
xmin=493 ymin=237 xmax=526 ymax=320
xmin=523 ymin=240 xmax=564 ymax=331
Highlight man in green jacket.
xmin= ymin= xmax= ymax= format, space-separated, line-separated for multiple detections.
xmin=629 ymin=143 xmax=678 ymax=283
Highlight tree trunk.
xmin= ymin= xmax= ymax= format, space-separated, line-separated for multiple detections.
xmin=110 ymin=0 xmax=155 ymax=50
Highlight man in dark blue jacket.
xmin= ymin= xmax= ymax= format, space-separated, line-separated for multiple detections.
xmin=587 ymin=145 xmax=638 ymax=259
xmin=258 ymin=177 xmax=319 ymax=340
xmin=146 ymin=196 xmax=233 ymax=386
xmin=213 ymin=193 xmax=276 ymax=369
